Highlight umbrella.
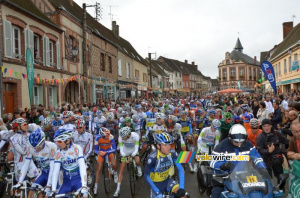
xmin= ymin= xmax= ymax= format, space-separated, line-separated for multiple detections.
xmin=217 ymin=88 xmax=243 ymax=94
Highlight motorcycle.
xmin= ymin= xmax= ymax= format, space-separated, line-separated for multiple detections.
xmin=212 ymin=160 xmax=288 ymax=198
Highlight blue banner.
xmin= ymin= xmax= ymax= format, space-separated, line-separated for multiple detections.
xmin=260 ymin=61 xmax=277 ymax=94
xmin=26 ymin=48 xmax=34 ymax=107
xmin=237 ymin=81 xmax=241 ymax=90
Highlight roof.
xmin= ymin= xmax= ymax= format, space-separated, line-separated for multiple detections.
xmin=234 ymin=38 xmax=243 ymax=52
xmin=211 ymin=79 xmax=220 ymax=86
xmin=270 ymin=23 xmax=300 ymax=60
xmin=50 ymin=0 xmax=148 ymax=66
xmin=230 ymin=50 xmax=260 ymax=65
xmin=4 ymin=0 xmax=60 ymax=29
xmin=145 ymin=58 xmax=168 ymax=77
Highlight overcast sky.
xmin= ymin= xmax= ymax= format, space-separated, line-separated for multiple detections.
xmin=74 ymin=0 xmax=300 ymax=79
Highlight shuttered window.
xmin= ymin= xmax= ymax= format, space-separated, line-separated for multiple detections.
xmin=118 ymin=59 xmax=122 ymax=76
xmin=56 ymin=42 xmax=61 ymax=69
xmin=3 ymin=20 xmax=13 ymax=58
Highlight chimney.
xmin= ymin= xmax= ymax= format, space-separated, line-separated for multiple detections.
xmin=112 ymin=21 xmax=117 ymax=35
xmin=185 ymin=60 xmax=188 ymax=65
xmin=192 ymin=61 xmax=195 ymax=65
xmin=69 ymin=0 xmax=73 ymax=6
xmin=283 ymin=22 xmax=293 ymax=39
xmin=254 ymin=56 xmax=257 ymax=65
xmin=116 ymin=25 xmax=119 ymax=38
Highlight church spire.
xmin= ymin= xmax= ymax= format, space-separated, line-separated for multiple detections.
xmin=234 ymin=38 xmax=243 ymax=53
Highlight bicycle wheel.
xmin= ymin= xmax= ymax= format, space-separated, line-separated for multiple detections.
xmin=87 ymin=164 xmax=96 ymax=198
xmin=140 ymin=150 xmax=150 ymax=167
xmin=103 ymin=163 xmax=113 ymax=194
xmin=128 ymin=163 xmax=136 ymax=197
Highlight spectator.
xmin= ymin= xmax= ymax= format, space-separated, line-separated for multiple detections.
xmin=20 ymin=112 xmax=27 ymax=120
xmin=252 ymin=101 xmax=259 ymax=119
xmin=269 ymin=101 xmax=282 ymax=130
xmin=14 ymin=110 xmax=21 ymax=119
xmin=0 ymin=118 xmax=8 ymax=131
xmin=264 ymin=95 xmax=274 ymax=113
xmin=279 ymin=95 xmax=289 ymax=110
xmin=257 ymin=102 xmax=268 ymax=128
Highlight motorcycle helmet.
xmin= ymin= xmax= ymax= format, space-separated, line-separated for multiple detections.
xmin=229 ymin=124 xmax=247 ymax=147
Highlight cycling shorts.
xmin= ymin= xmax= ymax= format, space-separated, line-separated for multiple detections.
xmin=57 ymin=175 xmax=82 ymax=196
xmin=31 ymin=170 xmax=49 ymax=189
xmin=97 ymin=153 xmax=115 ymax=163
xmin=150 ymin=178 xmax=179 ymax=198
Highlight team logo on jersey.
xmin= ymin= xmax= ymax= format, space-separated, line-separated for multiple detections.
xmin=51 ymin=149 xmax=55 ymax=158
xmin=55 ymin=152 xmax=61 ymax=160
xmin=74 ymin=147 xmax=79 ymax=156
xmin=147 ymin=159 xmax=152 ymax=164
xmin=41 ymin=153 xmax=47 ymax=157
xmin=69 ymin=152 xmax=74 ymax=155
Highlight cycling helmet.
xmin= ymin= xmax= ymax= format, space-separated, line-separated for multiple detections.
xmin=63 ymin=111 xmax=73 ymax=117
xmin=170 ymin=115 xmax=178 ymax=123
xmin=248 ymin=113 xmax=254 ymax=119
xmin=119 ymin=127 xmax=131 ymax=138
xmin=180 ymin=111 xmax=188 ymax=116
xmin=209 ymin=110 xmax=216 ymax=116
xmin=82 ymin=111 xmax=90 ymax=117
xmin=132 ymin=115 xmax=139 ymax=122
xmin=164 ymin=104 xmax=169 ymax=109
xmin=42 ymin=117 xmax=52 ymax=127
xmin=212 ymin=119 xmax=221 ymax=129
xmin=135 ymin=105 xmax=142 ymax=110
xmin=28 ymin=123 xmax=42 ymax=133
xmin=10 ymin=118 xmax=27 ymax=130
xmin=241 ymin=104 xmax=248 ymax=110
xmin=250 ymin=118 xmax=259 ymax=128
xmin=224 ymin=112 xmax=232 ymax=119
xmin=29 ymin=128 xmax=45 ymax=148
xmin=71 ymin=115 xmax=80 ymax=122
xmin=99 ymin=127 xmax=110 ymax=137
xmin=96 ymin=110 xmax=102 ymax=116
xmin=54 ymin=128 xmax=73 ymax=141
xmin=125 ymin=117 xmax=132 ymax=123
xmin=93 ymin=107 xmax=98 ymax=112
xmin=117 ymin=107 xmax=123 ymax=113
xmin=102 ymin=108 xmax=108 ymax=112
xmin=54 ymin=112 xmax=61 ymax=118
xmin=107 ymin=112 xmax=114 ymax=121
xmin=229 ymin=124 xmax=247 ymax=145
xmin=155 ymin=113 xmax=165 ymax=120
xmin=76 ymin=119 xmax=85 ymax=128
xmin=155 ymin=132 xmax=174 ymax=144
xmin=165 ymin=116 xmax=176 ymax=128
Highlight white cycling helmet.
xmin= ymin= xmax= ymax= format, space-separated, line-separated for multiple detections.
xmin=42 ymin=117 xmax=52 ymax=127
xmin=229 ymin=124 xmax=247 ymax=146
xmin=250 ymin=118 xmax=259 ymax=128
xmin=155 ymin=113 xmax=165 ymax=120
xmin=107 ymin=112 xmax=114 ymax=121
xmin=119 ymin=127 xmax=131 ymax=138
xmin=212 ymin=119 xmax=221 ymax=129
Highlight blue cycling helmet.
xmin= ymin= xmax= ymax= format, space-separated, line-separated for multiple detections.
xmin=29 ymin=128 xmax=45 ymax=148
xmin=83 ymin=111 xmax=90 ymax=117
xmin=54 ymin=128 xmax=73 ymax=141
xmin=241 ymin=104 xmax=248 ymax=110
xmin=135 ymin=105 xmax=142 ymax=110
xmin=154 ymin=132 xmax=174 ymax=144
xmin=96 ymin=110 xmax=102 ymax=116
xmin=209 ymin=110 xmax=216 ymax=115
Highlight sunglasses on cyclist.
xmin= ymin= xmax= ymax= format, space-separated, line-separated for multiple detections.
xmin=63 ymin=116 xmax=69 ymax=119
xmin=252 ymin=127 xmax=259 ymax=130
xmin=22 ymin=123 xmax=28 ymax=126
xmin=56 ymin=140 xmax=64 ymax=144
xmin=77 ymin=127 xmax=83 ymax=129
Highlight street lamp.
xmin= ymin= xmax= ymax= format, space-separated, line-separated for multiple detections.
xmin=288 ymin=48 xmax=293 ymax=55
xmin=72 ymin=46 xmax=79 ymax=56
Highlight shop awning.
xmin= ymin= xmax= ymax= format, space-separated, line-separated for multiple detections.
xmin=153 ymin=90 xmax=163 ymax=94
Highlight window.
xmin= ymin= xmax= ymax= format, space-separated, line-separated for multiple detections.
xmin=284 ymin=59 xmax=287 ymax=74
xmin=143 ymin=73 xmax=147 ymax=82
xmin=49 ymin=41 xmax=54 ymax=66
xmin=279 ymin=62 xmax=281 ymax=75
xmin=118 ymin=59 xmax=122 ymax=76
xmin=275 ymin=64 xmax=277 ymax=76
xmin=49 ymin=87 xmax=53 ymax=106
xmin=294 ymin=54 xmax=298 ymax=61
xmin=249 ymin=68 xmax=252 ymax=76
xmin=100 ymin=53 xmax=105 ymax=71
xmin=126 ymin=63 xmax=131 ymax=79
xmin=34 ymin=86 xmax=39 ymax=105
xmin=175 ymin=72 xmax=177 ymax=77
xmin=108 ymin=56 xmax=112 ymax=73
xmin=34 ymin=34 xmax=40 ymax=61
xmin=239 ymin=68 xmax=244 ymax=76
xmin=230 ymin=68 xmax=235 ymax=77
xmin=289 ymin=56 xmax=292 ymax=72
xmin=69 ymin=37 xmax=73 ymax=59
xmin=12 ymin=26 xmax=20 ymax=59
xmin=223 ymin=69 xmax=227 ymax=77
xmin=135 ymin=69 xmax=139 ymax=78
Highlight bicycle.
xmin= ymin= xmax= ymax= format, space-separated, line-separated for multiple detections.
xmin=103 ymin=154 xmax=115 ymax=194
xmin=86 ymin=160 xmax=96 ymax=198
xmin=12 ymin=180 xmax=32 ymax=198
xmin=27 ymin=186 xmax=45 ymax=198
xmin=126 ymin=156 xmax=139 ymax=197
xmin=54 ymin=191 xmax=80 ymax=198
xmin=0 ymin=152 xmax=12 ymax=197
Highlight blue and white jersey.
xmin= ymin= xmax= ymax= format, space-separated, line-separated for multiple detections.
xmin=72 ymin=131 xmax=93 ymax=160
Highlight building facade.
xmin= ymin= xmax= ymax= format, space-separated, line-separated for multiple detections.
xmin=218 ymin=38 xmax=261 ymax=90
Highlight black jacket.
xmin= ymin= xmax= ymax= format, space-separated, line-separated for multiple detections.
xmin=271 ymin=108 xmax=282 ymax=129
xmin=256 ymin=130 xmax=289 ymax=166
xmin=252 ymin=105 xmax=259 ymax=119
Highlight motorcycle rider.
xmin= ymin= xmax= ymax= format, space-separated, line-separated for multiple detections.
xmin=210 ymin=124 xmax=267 ymax=198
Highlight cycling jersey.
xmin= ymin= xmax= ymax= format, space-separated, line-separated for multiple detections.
xmin=146 ymin=111 xmax=156 ymax=129
xmin=18 ymin=141 xmax=57 ymax=187
xmin=94 ymin=134 xmax=116 ymax=155
xmin=10 ymin=132 xmax=39 ymax=181
xmin=52 ymin=142 xmax=87 ymax=192
xmin=197 ymin=127 xmax=220 ymax=154
xmin=178 ymin=118 xmax=192 ymax=136
xmin=220 ymin=120 xmax=234 ymax=141
xmin=246 ymin=129 xmax=262 ymax=147
xmin=149 ymin=124 xmax=166 ymax=134
xmin=72 ymin=131 xmax=93 ymax=160
xmin=103 ymin=121 xmax=119 ymax=137
xmin=93 ymin=116 xmax=107 ymax=133
xmin=204 ymin=116 xmax=214 ymax=128
xmin=132 ymin=120 xmax=141 ymax=136
xmin=144 ymin=149 xmax=185 ymax=196
xmin=194 ymin=115 xmax=205 ymax=131
xmin=119 ymin=132 xmax=139 ymax=157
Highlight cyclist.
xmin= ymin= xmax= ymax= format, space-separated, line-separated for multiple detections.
xmin=9 ymin=118 xmax=39 ymax=182
xmin=120 ymin=117 xmax=135 ymax=132
xmin=132 ymin=114 xmax=142 ymax=137
xmin=144 ymin=132 xmax=186 ymax=198
xmin=82 ymin=111 xmax=92 ymax=132
xmin=103 ymin=112 xmax=119 ymax=142
xmin=93 ymin=110 xmax=106 ymax=134
xmin=220 ymin=112 xmax=234 ymax=142
xmin=204 ymin=110 xmax=216 ymax=128
xmin=0 ymin=129 xmax=14 ymax=150
xmin=42 ymin=117 xmax=55 ymax=141
xmin=73 ymin=119 xmax=93 ymax=161
xmin=52 ymin=112 xmax=64 ymax=131
xmin=49 ymin=128 xmax=88 ymax=198
xmin=14 ymin=128 xmax=57 ymax=197
xmin=247 ymin=118 xmax=262 ymax=147
xmin=94 ymin=127 xmax=118 ymax=194
xmin=165 ymin=115 xmax=186 ymax=153
xmin=113 ymin=127 xmax=142 ymax=197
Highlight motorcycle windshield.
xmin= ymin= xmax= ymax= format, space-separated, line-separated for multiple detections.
xmin=227 ymin=160 xmax=272 ymax=196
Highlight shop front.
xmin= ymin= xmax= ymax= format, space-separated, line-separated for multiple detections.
xmin=117 ymin=80 xmax=138 ymax=99
xmin=92 ymin=78 xmax=116 ymax=103
xmin=138 ymin=85 xmax=147 ymax=97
